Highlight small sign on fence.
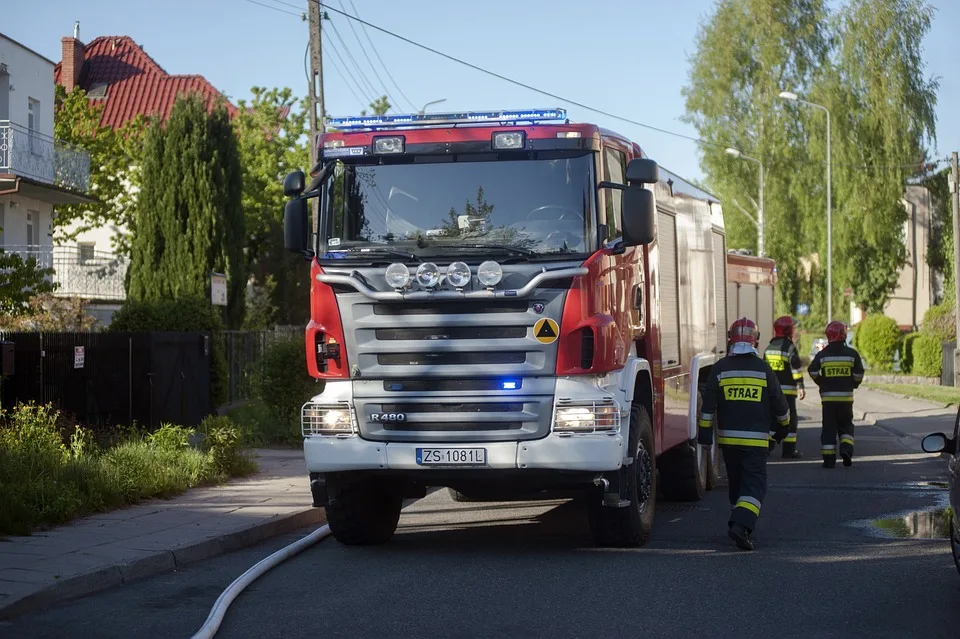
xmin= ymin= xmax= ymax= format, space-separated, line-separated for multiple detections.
xmin=74 ymin=346 xmax=85 ymax=369
xmin=211 ymin=272 xmax=228 ymax=307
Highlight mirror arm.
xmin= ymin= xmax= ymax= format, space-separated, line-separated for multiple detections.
xmin=597 ymin=180 xmax=627 ymax=191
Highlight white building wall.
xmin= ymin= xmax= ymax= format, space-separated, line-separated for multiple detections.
xmin=1 ymin=194 xmax=54 ymax=248
xmin=0 ymin=34 xmax=55 ymax=137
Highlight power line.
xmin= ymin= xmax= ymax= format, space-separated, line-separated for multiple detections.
xmin=337 ymin=0 xmax=398 ymax=112
xmin=325 ymin=38 xmax=374 ymax=105
xmin=325 ymin=16 xmax=381 ymax=104
xmin=251 ymin=0 xmax=942 ymax=172
xmin=241 ymin=0 xmax=301 ymax=17
xmin=346 ymin=0 xmax=418 ymax=112
xmin=323 ymin=43 xmax=366 ymax=108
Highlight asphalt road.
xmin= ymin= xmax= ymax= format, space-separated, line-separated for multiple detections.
xmin=4 ymin=399 xmax=960 ymax=639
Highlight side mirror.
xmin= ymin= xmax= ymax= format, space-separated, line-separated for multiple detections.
xmin=626 ymin=157 xmax=659 ymax=184
xmin=922 ymin=432 xmax=956 ymax=455
xmin=284 ymin=198 xmax=310 ymax=254
xmin=621 ymin=186 xmax=655 ymax=246
xmin=283 ymin=170 xmax=306 ymax=197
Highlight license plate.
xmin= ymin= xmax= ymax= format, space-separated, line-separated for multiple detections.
xmin=416 ymin=447 xmax=487 ymax=466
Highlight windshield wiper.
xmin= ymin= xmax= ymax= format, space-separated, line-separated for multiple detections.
xmin=328 ymin=246 xmax=420 ymax=261
xmin=432 ymin=243 xmax=537 ymax=258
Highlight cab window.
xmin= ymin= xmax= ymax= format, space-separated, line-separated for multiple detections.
xmin=602 ymin=147 xmax=626 ymax=242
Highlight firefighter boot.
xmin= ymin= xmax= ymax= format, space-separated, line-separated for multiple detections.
xmin=781 ymin=442 xmax=803 ymax=459
xmin=822 ymin=455 xmax=836 ymax=469
xmin=728 ymin=523 xmax=755 ymax=551
xmin=841 ymin=451 xmax=853 ymax=467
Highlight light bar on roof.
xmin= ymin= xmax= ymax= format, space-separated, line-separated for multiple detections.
xmin=328 ymin=108 xmax=568 ymax=131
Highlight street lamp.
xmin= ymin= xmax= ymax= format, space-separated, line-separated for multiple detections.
xmin=779 ymin=90 xmax=832 ymax=322
xmin=725 ymin=147 xmax=765 ymax=257
xmin=418 ymin=98 xmax=447 ymax=114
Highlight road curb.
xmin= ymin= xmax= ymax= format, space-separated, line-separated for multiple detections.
xmin=0 ymin=507 xmax=326 ymax=622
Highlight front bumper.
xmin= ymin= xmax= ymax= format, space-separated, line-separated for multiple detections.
xmin=303 ymin=432 xmax=624 ymax=473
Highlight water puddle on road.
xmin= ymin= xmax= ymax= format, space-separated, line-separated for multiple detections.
xmin=870 ymin=508 xmax=954 ymax=539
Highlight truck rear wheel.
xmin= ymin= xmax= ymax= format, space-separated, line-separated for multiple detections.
xmin=659 ymin=390 xmax=707 ymax=502
xmin=326 ymin=479 xmax=403 ymax=545
xmin=587 ymin=403 xmax=656 ymax=547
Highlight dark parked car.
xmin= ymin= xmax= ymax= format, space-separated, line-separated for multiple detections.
xmin=922 ymin=409 xmax=960 ymax=577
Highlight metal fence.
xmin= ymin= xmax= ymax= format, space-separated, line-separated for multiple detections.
xmin=1 ymin=245 xmax=128 ymax=301
xmin=0 ymin=331 xmax=212 ymax=429
xmin=219 ymin=326 xmax=302 ymax=404
xmin=0 ymin=120 xmax=91 ymax=192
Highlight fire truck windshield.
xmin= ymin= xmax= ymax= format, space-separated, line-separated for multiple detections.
xmin=321 ymin=153 xmax=594 ymax=257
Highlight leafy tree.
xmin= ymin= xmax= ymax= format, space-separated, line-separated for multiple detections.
xmin=683 ymin=0 xmax=939 ymax=323
xmin=127 ymin=93 xmax=246 ymax=327
xmin=682 ymin=0 xmax=831 ymax=320
xmin=234 ymin=87 xmax=310 ymax=327
xmin=0 ymin=252 xmax=56 ymax=316
xmin=0 ymin=294 xmax=98 ymax=331
xmin=53 ymin=85 xmax=145 ymax=255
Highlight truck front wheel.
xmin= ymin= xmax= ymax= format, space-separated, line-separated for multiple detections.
xmin=587 ymin=403 xmax=656 ymax=547
xmin=326 ymin=478 xmax=403 ymax=545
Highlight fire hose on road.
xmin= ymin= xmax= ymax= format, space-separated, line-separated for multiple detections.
xmin=188 ymin=524 xmax=333 ymax=639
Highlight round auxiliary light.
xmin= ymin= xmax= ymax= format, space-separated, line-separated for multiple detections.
xmin=477 ymin=260 xmax=503 ymax=287
xmin=446 ymin=261 xmax=471 ymax=288
xmin=416 ymin=262 xmax=441 ymax=288
xmin=385 ymin=262 xmax=411 ymax=289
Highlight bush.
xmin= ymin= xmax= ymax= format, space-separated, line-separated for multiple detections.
xmin=853 ymin=315 xmax=901 ymax=371
xmin=0 ymin=403 xmax=257 ymax=536
xmin=913 ymin=333 xmax=943 ymax=378
xmin=109 ymin=296 xmax=228 ymax=408
xmin=253 ymin=336 xmax=320 ymax=437
xmin=922 ymin=301 xmax=955 ymax=342
xmin=900 ymin=332 xmax=921 ymax=373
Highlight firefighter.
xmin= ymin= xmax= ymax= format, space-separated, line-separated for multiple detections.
xmin=698 ymin=316 xmax=791 ymax=551
xmin=763 ymin=316 xmax=806 ymax=459
xmin=807 ymin=321 xmax=865 ymax=468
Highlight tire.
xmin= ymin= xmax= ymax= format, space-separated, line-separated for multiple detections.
xmin=326 ymin=479 xmax=403 ymax=545
xmin=659 ymin=391 xmax=707 ymax=502
xmin=587 ymin=403 xmax=656 ymax=547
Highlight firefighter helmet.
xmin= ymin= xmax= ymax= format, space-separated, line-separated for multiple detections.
xmin=773 ymin=316 xmax=797 ymax=338
xmin=825 ymin=321 xmax=847 ymax=343
xmin=728 ymin=316 xmax=760 ymax=346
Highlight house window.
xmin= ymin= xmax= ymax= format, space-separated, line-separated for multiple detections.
xmin=28 ymin=98 xmax=40 ymax=154
xmin=78 ymin=242 xmax=95 ymax=263
xmin=26 ymin=210 xmax=36 ymax=249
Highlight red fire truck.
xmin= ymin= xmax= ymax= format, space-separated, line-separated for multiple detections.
xmin=281 ymin=107 xmax=774 ymax=547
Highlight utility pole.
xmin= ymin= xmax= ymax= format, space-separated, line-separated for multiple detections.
xmin=951 ymin=151 xmax=959 ymax=386
xmin=307 ymin=1 xmax=325 ymax=230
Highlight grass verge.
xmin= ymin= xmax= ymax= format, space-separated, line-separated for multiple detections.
xmin=0 ymin=403 xmax=258 ymax=536
xmin=863 ymin=383 xmax=960 ymax=406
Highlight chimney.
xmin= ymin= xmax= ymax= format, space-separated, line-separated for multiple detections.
xmin=61 ymin=23 xmax=85 ymax=93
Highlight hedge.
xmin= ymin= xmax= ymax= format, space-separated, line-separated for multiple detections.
xmin=853 ymin=315 xmax=900 ymax=371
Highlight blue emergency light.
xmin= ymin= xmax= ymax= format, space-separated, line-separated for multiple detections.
xmin=327 ymin=108 xmax=568 ymax=131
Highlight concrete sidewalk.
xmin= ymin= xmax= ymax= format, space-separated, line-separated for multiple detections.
xmin=0 ymin=448 xmax=324 ymax=621
xmin=796 ymin=374 xmax=954 ymax=424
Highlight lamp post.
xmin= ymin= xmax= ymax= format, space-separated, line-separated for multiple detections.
xmin=418 ymin=99 xmax=447 ymax=114
xmin=725 ymin=147 xmax=764 ymax=257
xmin=779 ymin=90 xmax=832 ymax=323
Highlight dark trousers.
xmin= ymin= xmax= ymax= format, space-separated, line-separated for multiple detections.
xmin=781 ymin=394 xmax=799 ymax=455
xmin=722 ymin=446 xmax=768 ymax=532
xmin=821 ymin=402 xmax=855 ymax=462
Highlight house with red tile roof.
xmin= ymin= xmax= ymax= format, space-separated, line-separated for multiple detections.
xmin=51 ymin=28 xmax=240 ymax=318
xmin=54 ymin=34 xmax=237 ymax=129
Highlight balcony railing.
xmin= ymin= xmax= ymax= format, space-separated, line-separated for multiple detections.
xmin=0 ymin=121 xmax=91 ymax=193
xmin=1 ymin=245 xmax=128 ymax=301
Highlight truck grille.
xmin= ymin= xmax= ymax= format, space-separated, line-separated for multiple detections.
xmin=337 ymin=286 xmax=568 ymax=442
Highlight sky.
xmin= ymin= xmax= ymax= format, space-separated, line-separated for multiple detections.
xmin=5 ymin=0 xmax=959 ymax=183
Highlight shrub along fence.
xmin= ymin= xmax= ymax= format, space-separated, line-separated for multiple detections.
xmin=219 ymin=326 xmax=302 ymax=405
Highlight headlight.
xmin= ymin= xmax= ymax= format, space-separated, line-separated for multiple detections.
xmin=477 ymin=260 xmax=503 ymax=287
xmin=492 ymin=131 xmax=525 ymax=149
xmin=446 ymin=261 xmax=471 ymax=288
xmin=553 ymin=400 xmax=621 ymax=434
xmin=416 ymin=262 xmax=441 ymax=288
xmin=385 ymin=262 xmax=411 ymax=289
xmin=373 ymin=136 xmax=404 ymax=154
xmin=302 ymin=403 xmax=356 ymax=436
